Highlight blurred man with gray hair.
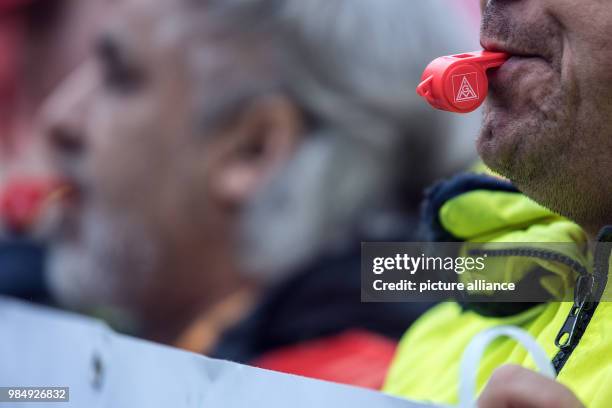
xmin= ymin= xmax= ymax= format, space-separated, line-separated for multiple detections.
xmin=41 ymin=0 xmax=478 ymax=387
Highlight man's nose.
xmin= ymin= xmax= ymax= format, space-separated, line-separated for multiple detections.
xmin=41 ymin=62 xmax=98 ymax=162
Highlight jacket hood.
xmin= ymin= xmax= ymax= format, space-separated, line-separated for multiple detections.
xmin=421 ymin=172 xmax=589 ymax=316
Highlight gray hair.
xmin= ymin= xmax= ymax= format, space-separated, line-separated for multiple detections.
xmin=187 ymin=0 xmax=481 ymax=280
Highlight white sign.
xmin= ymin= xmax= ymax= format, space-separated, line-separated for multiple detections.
xmin=0 ymin=297 xmax=436 ymax=408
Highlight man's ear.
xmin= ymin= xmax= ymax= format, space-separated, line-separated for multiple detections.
xmin=206 ymin=95 xmax=303 ymax=209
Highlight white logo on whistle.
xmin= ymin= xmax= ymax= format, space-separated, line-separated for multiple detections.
xmin=454 ymin=73 xmax=479 ymax=102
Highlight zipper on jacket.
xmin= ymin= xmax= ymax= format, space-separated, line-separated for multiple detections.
xmin=468 ymin=242 xmax=611 ymax=374
xmin=551 ymin=274 xmax=595 ymax=373
xmin=551 ymin=229 xmax=612 ymax=373
xmin=468 ymin=247 xmax=589 ymax=277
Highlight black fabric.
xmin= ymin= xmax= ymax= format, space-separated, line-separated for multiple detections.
xmin=211 ymin=242 xmax=436 ymax=363
xmin=420 ymin=172 xmax=518 ymax=242
xmin=0 ymin=239 xmax=50 ymax=303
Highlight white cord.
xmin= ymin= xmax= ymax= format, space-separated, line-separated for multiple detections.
xmin=457 ymin=326 xmax=556 ymax=408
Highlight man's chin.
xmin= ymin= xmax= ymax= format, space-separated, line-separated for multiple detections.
xmin=46 ymin=243 xmax=116 ymax=310
xmin=477 ymin=113 xmax=522 ymax=180
xmin=46 ymin=207 xmax=162 ymax=316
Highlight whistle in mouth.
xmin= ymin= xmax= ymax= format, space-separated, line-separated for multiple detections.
xmin=0 ymin=178 xmax=70 ymax=234
xmin=416 ymin=50 xmax=510 ymax=114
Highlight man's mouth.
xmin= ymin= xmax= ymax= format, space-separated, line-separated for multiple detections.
xmin=480 ymin=39 xmax=553 ymax=94
xmin=481 ymin=38 xmax=550 ymax=65
xmin=0 ymin=176 xmax=81 ymax=235
xmin=57 ymin=176 xmax=84 ymax=207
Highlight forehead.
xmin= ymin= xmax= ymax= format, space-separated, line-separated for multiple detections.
xmin=101 ymin=0 xmax=198 ymax=59
xmin=25 ymin=0 xmax=115 ymax=102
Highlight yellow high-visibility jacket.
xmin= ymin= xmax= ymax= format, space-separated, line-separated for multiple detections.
xmin=384 ymin=173 xmax=612 ymax=407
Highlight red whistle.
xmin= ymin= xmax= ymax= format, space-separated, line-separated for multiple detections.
xmin=0 ymin=177 xmax=69 ymax=234
xmin=416 ymin=50 xmax=510 ymax=114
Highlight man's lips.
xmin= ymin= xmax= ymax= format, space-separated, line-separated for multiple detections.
xmin=0 ymin=177 xmax=78 ymax=234
xmin=55 ymin=176 xmax=85 ymax=209
xmin=481 ymin=38 xmax=550 ymax=64
xmin=481 ymin=40 xmax=550 ymax=85
xmin=488 ymin=54 xmax=551 ymax=87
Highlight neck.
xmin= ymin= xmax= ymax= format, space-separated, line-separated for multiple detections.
xmin=138 ymin=236 xmax=259 ymax=348
xmin=584 ymin=224 xmax=608 ymax=244
xmin=174 ymin=286 xmax=258 ymax=353
xmin=142 ymin=281 xmax=258 ymax=349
